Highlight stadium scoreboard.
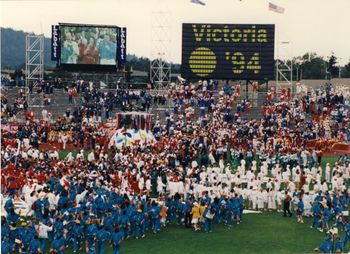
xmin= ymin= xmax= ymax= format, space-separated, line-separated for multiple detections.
xmin=51 ymin=23 xmax=127 ymax=71
xmin=181 ymin=23 xmax=275 ymax=80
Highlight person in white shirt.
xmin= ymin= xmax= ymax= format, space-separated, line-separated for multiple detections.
xmin=282 ymin=169 xmax=290 ymax=182
xmin=302 ymin=179 xmax=310 ymax=193
xmin=251 ymin=160 xmax=257 ymax=173
xmin=36 ymin=221 xmax=53 ymax=250
xmin=287 ymin=181 xmax=296 ymax=193
xmin=246 ymin=170 xmax=255 ymax=182
xmin=267 ymin=188 xmax=276 ymax=211
xmin=145 ymin=178 xmax=152 ymax=196
xmin=47 ymin=192 xmax=59 ymax=210
xmin=276 ymin=189 xmax=284 ymax=212
xmin=87 ymin=151 xmax=95 ymax=162
xmin=302 ymin=192 xmax=312 ymax=217
xmin=50 ymin=150 xmax=59 ymax=160
xmin=240 ymin=159 xmax=246 ymax=176
xmin=321 ymin=181 xmax=328 ymax=193
xmin=250 ymin=187 xmax=258 ymax=210
xmin=138 ymin=177 xmax=145 ymax=193
xmin=65 ymin=152 xmax=74 ymax=162
xmin=257 ymin=189 xmax=265 ymax=211
xmin=60 ymin=134 xmax=69 ymax=150
xmin=76 ymin=150 xmax=84 ymax=160
xmin=262 ymin=189 xmax=268 ymax=211
xmin=325 ymin=163 xmax=331 ymax=183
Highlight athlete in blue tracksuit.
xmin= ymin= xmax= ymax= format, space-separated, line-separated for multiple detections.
xmin=343 ymin=221 xmax=350 ymax=245
xmin=183 ymin=200 xmax=192 ymax=228
xmin=203 ymin=205 xmax=214 ymax=233
xmin=53 ymin=217 xmax=64 ymax=236
xmin=166 ymin=198 xmax=175 ymax=223
xmin=4 ymin=197 xmax=14 ymax=215
xmin=149 ymin=202 xmax=161 ymax=233
xmin=134 ymin=209 xmax=146 ymax=239
xmin=34 ymin=198 xmax=44 ymax=219
xmin=126 ymin=204 xmax=137 ymax=238
xmin=322 ymin=207 xmax=332 ymax=230
xmin=311 ymin=202 xmax=322 ymax=230
xmin=96 ymin=225 xmax=111 ymax=254
xmin=119 ymin=210 xmax=130 ymax=239
xmin=334 ymin=237 xmax=344 ymax=253
xmin=175 ymin=199 xmax=184 ymax=225
xmin=95 ymin=192 xmax=107 ymax=217
xmin=20 ymin=225 xmax=36 ymax=251
xmin=211 ymin=198 xmax=220 ymax=224
xmin=316 ymin=235 xmax=332 ymax=253
xmin=50 ymin=232 xmax=66 ymax=254
xmin=296 ymin=198 xmax=304 ymax=223
xmin=28 ymin=235 xmax=41 ymax=254
xmin=86 ymin=220 xmax=98 ymax=251
xmin=111 ymin=227 xmax=123 ymax=254
xmin=232 ymin=195 xmax=240 ymax=224
xmin=103 ymin=213 xmax=115 ymax=233
xmin=1 ymin=236 xmax=13 ymax=254
xmin=226 ymin=199 xmax=234 ymax=227
xmin=6 ymin=208 xmax=19 ymax=223
xmin=71 ymin=220 xmax=84 ymax=253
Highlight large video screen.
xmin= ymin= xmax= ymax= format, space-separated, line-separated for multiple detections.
xmin=60 ymin=26 xmax=118 ymax=65
xmin=181 ymin=23 xmax=275 ymax=80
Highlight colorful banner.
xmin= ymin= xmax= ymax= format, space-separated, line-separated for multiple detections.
xmin=1 ymin=123 xmax=19 ymax=132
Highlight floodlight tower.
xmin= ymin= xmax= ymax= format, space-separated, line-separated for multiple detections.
xmin=150 ymin=3 xmax=172 ymax=91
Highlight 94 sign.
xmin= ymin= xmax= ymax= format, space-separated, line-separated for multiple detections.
xmin=225 ymin=52 xmax=261 ymax=74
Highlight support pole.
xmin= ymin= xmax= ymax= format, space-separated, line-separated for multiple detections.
xmin=246 ymin=80 xmax=249 ymax=99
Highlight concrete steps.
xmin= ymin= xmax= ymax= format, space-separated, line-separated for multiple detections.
xmin=5 ymin=87 xmax=267 ymax=122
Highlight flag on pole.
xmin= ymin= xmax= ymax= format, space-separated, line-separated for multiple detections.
xmin=191 ymin=0 xmax=206 ymax=6
xmin=268 ymin=2 xmax=284 ymax=14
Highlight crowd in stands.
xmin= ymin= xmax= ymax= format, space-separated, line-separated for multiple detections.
xmin=1 ymin=88 xmax=28 ymax=121
xmin=1 ymin=80 xmax=350 ymax=253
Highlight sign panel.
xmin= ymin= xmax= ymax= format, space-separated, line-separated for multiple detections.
xmin=51 ymin=25 xmax=60 ymax=61
xmin=118 ymin=27 xmax=127 ymax=67
xmin=181 ymin=23 xmax=275 ymax=80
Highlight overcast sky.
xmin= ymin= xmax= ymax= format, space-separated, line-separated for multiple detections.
xmin=1 ymin=0 xmax=349 ymax=65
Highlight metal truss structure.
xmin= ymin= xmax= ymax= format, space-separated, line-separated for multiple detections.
xmin=25 ymin=34 xmax=44 ymax=86
xmin=150 ymin=8 xmax=172 ymax=91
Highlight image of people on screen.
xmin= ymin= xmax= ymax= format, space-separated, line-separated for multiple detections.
xmin=98 ymin=34 xmax=117 ymax=65
xmin=82 ymin=37 xmax=99 ymax=64
xmin=61 ymin=32 xmax=79 ymax=64
xmin=60 ymin=26 xmax=117 ymax=65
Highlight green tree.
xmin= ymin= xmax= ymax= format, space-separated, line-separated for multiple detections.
xmin=341 ymin=60 xmax=350 ymax=78
xmin=299 ymin=52 xmax=327 ymax=79
xmin=327 ymin=53 xmax=339 ymax=79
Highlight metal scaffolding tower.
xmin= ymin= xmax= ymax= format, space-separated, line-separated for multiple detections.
xmin=276 ymin=59 xmax=293 ymax=87
xmin=275 ymin=41 xmax=293 ymax=94
xmin=150 ymin=9 xmax=172 ymax=91
xmin=25 ymin=34 xmax=45 ymax=87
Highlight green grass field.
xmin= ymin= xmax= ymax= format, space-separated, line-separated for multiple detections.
xmin=43 ymin=212 xmax=347 ymax=254
xmin=120 ymin=213 xmax=323 ymax=254
xmin=51 ymin=153 xmax=348 ymax=253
